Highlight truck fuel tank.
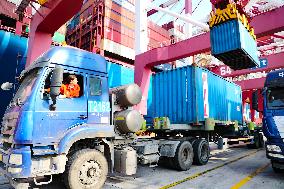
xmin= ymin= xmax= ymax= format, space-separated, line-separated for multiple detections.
xmin=114 ymin=110 xmax=143 ymax=133
xmin=111 ymin=84 xmax=142 ymax=107
xmin=114 ymin=147 xmax=137 ymax=175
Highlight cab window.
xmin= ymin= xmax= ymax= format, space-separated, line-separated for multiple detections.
xmin=90 ymin=77 xmax=102 ymax=96
xmin=43 ymin=72 xmax=84 ymax=98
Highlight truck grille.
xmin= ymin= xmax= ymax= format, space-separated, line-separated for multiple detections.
xmin=0 ymin=112 xmax=19 ymax=151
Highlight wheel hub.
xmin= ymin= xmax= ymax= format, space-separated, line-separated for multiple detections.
xmin=87 ymin=168 xmax=96 ymax=177
xmin=200 ymin=144 xmax=208 ymax=161
xmin=182 ymin=148 xmax=190 ymax=162
xmin=79 ymin=160 xmax=102 ymax=186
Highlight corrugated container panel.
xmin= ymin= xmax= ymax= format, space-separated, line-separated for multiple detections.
xmin=80 ymin=5 xmax=93 ymax=21
xmin=107 ymin=61 xmax=153 ymax=118
xmin=148 ymin=21 xmax=171 ymax=39
xmin=210 ymin=19 xmax=259 ymax=70
xmin=107 ymin=62 xmax=134 ymax=88
xmin=0 ymin=31 xmax=28 ymax=119
xmin=195 ymin=67 xmax=243 ymax=123
xmin=104 ymin=18 xmax=135 ymax=38
xmin=152 ymin=66 xmax=243 ymax=124
xmin=103 ymin=38 xmax=135 ymax=60
xmin=0 ymin=1 xmax=18 ymax=19
xmin=104 ymin=27 xmax=134 ymax=48
xmin=104 ymin=8 xmax=135 ymax=30
xmin=148 ymin=30 xmax=171 ymax=43
xmin=105 ymin=0 xmax=135 ymax=21
xmin=70 ymin=14 xmax=80 ymax=28
xmin=111 ymin=0 xmax=135 ymax=12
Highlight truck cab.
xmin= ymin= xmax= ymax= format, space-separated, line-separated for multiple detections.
xmin=253 ymin=69 xmax=284 ymax=172
xmin=0 ymin=47 xmax=119 ymax=188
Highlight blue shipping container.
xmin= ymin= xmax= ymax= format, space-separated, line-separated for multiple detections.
xmin=151 ymin=66 xmax=243 ymax=125
xmin=210 ymin=19 xmax=259 ymax=70
xmin=107 ymin=62 xmax=153 ymax=117
xmin=0 ymin=31 xmax=28 ymax=119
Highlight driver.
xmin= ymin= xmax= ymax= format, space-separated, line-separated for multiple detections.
xmin=60 ymin=75 xmax=80 ymax=98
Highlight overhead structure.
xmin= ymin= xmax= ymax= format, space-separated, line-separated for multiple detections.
xmin=149 ymin=4 xmax=209 ymax=31
xmin=23 ymin=0 xmax=84 ymax=67
xmin=135 ymin=3 xmax=284 ymax=114
xmin=13 ymin=0 xmax=284 ymax=117
xmin=147 ymin=0 xmax=180 ymax=16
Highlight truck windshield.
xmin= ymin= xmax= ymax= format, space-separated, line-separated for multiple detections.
xmin=11 ymin=68 xmax=40 ymax=106
xmin=267 ymin=87 xmax=284 ymax=109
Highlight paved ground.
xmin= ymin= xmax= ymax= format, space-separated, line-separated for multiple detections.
xmin=0 ymin=143 xmax=283 ymax=189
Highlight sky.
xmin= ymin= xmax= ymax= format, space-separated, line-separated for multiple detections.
xmin=148 ymin=0 xmax=212 ymax=26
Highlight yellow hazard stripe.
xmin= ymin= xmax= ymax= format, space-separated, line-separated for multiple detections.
xmin=209 ymin=3 xmax=256 ymax=39
xmin=160 ymin=149 xmax=261 ymax=189
xmin=230 ymin=163 xmax=270 ymax=189
xmin=115 ymin=116 xmax=125 ymax=121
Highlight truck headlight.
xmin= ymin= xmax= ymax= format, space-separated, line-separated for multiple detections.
xmin=268 ymin=153 xmax=284 ymax=159
xmin=267 ymin=145 xmax=282 ymax=153
xmin=9 ymin=154 xmax=22 ymax=165
xmin=8 ymin=167 xmax=22 ymax=174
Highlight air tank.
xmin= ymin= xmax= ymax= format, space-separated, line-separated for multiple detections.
xmin=114 ymin=110 xmax=143 ymax=133
xmin=113 ymin=84 xmax=142 ymax=107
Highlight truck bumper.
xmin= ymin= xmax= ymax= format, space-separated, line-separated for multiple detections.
xmin=2 ymin=175 xmax=30 ymax=189
xmin=266 ymin=142 xmax=284 ymax=162
xmin=0 ymin=146 xmax=67 ymax=187
xmin=0 ymin=146 xmax=32 ymax=178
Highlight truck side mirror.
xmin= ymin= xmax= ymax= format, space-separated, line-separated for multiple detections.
xmin=49 ymin=67 xmax=63 ymax=110
xmin=252 ymin=90 xmax=262 ymax=112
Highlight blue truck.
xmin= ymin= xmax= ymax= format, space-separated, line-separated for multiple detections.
xmin=0 ymin=46 xmax=261 ymax=189
xmin=253 ymin=69 xmax=284 ymax=172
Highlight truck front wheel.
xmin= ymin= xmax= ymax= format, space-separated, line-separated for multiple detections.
xmin=272 ymin=160 xmax=284 ymax=173
xmin=173 ymin=141 xmax=193 ymax=171
xmin=64 ymin=149 xmax=108 ymax=189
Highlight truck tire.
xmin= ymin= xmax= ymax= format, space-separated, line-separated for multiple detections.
xmin=272 ymin=161 xmax=284 ymax=173
xmin=193 ymin=139 xmax=210 ymax=165
xmin=259 ymin=133 xmax=264 ymax=148
xmin=248 ymin=132 xmax=263 ymax=149
xmin=173 ymin=141 xmax=193 ymax=171
xmin=64 ymin=149 xmax=108 ymax=189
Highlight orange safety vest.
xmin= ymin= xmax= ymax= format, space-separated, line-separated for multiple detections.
xmin=60 ymin=84 xmax=80 ymax=98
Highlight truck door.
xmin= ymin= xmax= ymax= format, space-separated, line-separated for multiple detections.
xmin=34 ymin=71 xmax=88 ymax=144
xmin=87 ymin=75 xmax=110 ymax=124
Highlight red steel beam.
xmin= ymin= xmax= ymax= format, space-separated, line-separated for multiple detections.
xmin=136 ymin=6 xmax=284 ymax=66
xmin=212 ymin=51 xmax=284 ymax=77
xmin=147 ymin=9 xmax=158 ymax=17
xmin=26 ymin=0 xmax=84 ymax=67
xmin=235 ymin=77 xmax=266 ymax=90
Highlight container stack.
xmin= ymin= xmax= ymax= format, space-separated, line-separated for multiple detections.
xmin=209 ymin=3 xmax=260 ymax=70
xmin=66 ymin=0 xmax=174 ymax=63
xmin=148 ymin=20 xmax=172 ymax=49
xmin=103 ymin=0 xmax=136 ymax=60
